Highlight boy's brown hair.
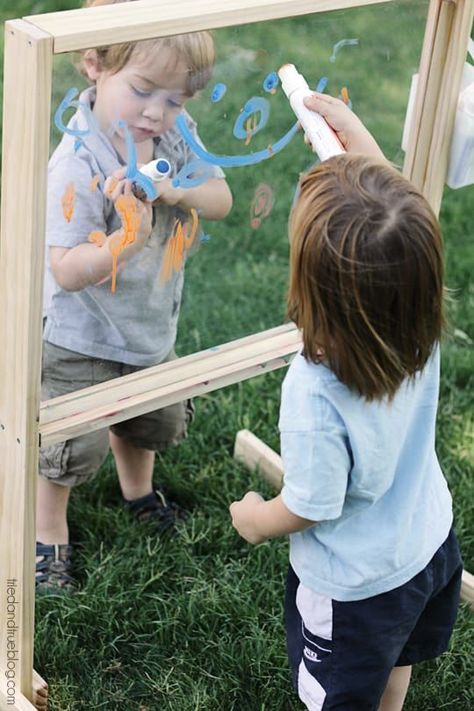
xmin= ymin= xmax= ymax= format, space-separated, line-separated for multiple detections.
xmin=79 ymin=0 xmax=215 ymax=95
xmin=288 ymin=154 xmax=445 ymax=401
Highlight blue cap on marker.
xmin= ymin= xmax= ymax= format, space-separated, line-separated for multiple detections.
xmin=140 ymin=158 xmax=172 ymax=181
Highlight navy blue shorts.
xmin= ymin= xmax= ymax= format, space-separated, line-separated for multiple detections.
xmin=284 ymin=528 xmax=463 ymax=710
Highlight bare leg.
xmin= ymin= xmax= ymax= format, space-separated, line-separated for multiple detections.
xmin=109 ymin=430 xmax=155 ymax=500
xmin=378 ymin=666 xmax=412 ymax=711
xmin=36 ymin=477 xmax=71 ymax=544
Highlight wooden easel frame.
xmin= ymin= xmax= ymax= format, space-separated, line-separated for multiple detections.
xmin=0 ymin=0 xmax=472 ymax=707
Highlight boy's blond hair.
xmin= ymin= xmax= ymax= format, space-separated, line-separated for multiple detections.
xmin=79 ymin=0 xmax=215 ymax=95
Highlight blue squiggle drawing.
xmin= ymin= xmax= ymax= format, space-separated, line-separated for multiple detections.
xmin=233 ymin=97 xmax=270 ymax=140
xmin=175 ymin=113 xmax=300 ymax=168
xmin=117 ymin=119 xmax=157 ymax=200
xmin=173 ymin=158 xmax=216 ymax=189
xmin=315 ymin=76 xmax=328 ymax=93
xmin=54 ymin=87 xmax=95 ymax=137
xmin=329 ymin=38 xmax=359 ymax=63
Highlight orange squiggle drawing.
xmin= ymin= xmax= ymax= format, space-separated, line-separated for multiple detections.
xmin=61 ymin=182 xmax=75 ymax=222
xmin=88 ymin=194 xmax=141 ymax=293
xmin=160 ymin=209 xmax=199 ymax=284
xmin=90 ymin=174 xmax=101 ymax=191
xmin=250 ymin=183 xmax=274 ymax=229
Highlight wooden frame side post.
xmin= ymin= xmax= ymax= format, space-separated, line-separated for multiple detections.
xmin=0 ymin=20 xmax=53 ymax=709
xmin=403 ymin=0 xmax=474 ymax=214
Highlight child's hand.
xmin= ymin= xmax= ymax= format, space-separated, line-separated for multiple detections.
xmin=303 ymin=92 xmax=386 ymax=159
xmin=153 ymin=177 xmax=185 ymax=207
xmin=229 ymin=491 xmax=267 ymax=545
xmin=105 ymin=170 xmax=153 ymax=249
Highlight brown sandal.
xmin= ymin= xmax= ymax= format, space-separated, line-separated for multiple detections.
xmin=36 ymin=542 xmax=76 ymax=593
xmin=123 ymin=489 xmax=187 ymax=532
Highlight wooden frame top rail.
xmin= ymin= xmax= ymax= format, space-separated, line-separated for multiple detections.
xmin=23 ymin=0 xmax=393 ymax=54
xmin=39 ymin=324 xmax=302 ymax=447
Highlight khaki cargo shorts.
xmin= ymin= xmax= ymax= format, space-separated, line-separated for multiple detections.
xmin=39 ymin=341 xmax=194 ymax=487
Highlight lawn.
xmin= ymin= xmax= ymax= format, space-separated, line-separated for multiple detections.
xmin=1 ymin=0 xmax=473 ymax=709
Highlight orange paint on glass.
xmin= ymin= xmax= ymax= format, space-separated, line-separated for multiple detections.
xmin=160 ymin=209 xmax=199 ymax=283
xmin=88 ymin=194 xmax=141 ymax=293
xmin=61 ymin=182 xmax=75 ymax=222
xmin=90 ymin=174 xmax=101 ymax=191
xmin=245 ymin=114 xmax=258 ymax=146
xmin=88 ymin=230 xmax=106 ymax=247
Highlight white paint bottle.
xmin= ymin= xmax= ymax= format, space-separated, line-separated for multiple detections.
xmin=278 ymin=63 xmax=345 ymax=161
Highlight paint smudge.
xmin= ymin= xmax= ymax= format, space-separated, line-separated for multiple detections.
xmin=329 ymin=38 xmax=359 ymax=63
xmin=160 ymin=209 xmax=199 ymax=283
xmin=340 ymin=86 xmax=352 ymax=109
xmin=61 ymin=182 xmax=75 ymax=222
xmin=315 ymin=76 xmax=328 ymax=93
xmin=211 ymin=83 xmax=227 ymax=103
xmin=263 ymin=72 xmax=279 ymax=94
xmin=90 ymin=175 xmax=101 ymax=191
xmin=88 ymin=230 xmax=107 ymax=247
xmin=250 ymin=183 xmax=274 ymax=229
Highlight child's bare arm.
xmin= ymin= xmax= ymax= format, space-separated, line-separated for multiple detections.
xmin=229 ymin=491 xmax=316 ymax=545
xmin=155 ymin=177 xmax=233 ymax=220
xmin=50 ymin=184 xmax=152 ymax=292
xmin=303 ymin=92 xmax=386 ymax=159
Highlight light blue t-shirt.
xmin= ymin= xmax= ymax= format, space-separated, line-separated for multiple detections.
xmin=279 ymin=347 xmax=453 ymax=602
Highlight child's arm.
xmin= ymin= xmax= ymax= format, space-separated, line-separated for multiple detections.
xmin=154 ymin=176 xmax=232 ymax=220
xmin=303 ymin=92 xmax=386 ymax=159
xmin=50 ymin=182 xmax=152 ymax=292
xmin=229 ymin=491 xmax=316 ymax=545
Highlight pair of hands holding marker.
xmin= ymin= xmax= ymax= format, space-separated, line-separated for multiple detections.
xmin=230 ymin=93 xmax=385 ymax=546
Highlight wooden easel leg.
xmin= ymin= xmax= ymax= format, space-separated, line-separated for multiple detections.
xmin=233 ymin=429 xmax=474 ymax=611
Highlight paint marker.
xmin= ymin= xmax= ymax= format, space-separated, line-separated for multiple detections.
xmin=278 ymin=64 xmax=345 ymax=161
xmin=132 ymin=158 xmax=172 ymax=200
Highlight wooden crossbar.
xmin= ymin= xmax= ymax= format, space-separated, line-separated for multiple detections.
xmin=39 ymin=325 xmax=301 ymax=447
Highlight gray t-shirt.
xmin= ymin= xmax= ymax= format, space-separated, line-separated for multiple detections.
xmin=44 ymin=87 xmax=224 ymax=366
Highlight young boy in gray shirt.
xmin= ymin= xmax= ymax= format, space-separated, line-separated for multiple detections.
xmin=37 ymin=3 xmax=232 ymax=592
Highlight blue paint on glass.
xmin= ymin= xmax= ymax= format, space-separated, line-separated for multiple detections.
xmin=232 ymin=97 xmax=270 ymax=140
xmin=211 ymin=83 xmax=227 ymax=103
xmin=263 ymin=72 xmax=279 ymax=93
xmin=175 ymin=113 xmax=300 ymax=168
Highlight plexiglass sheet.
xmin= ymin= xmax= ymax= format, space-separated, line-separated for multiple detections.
xmin=45 ymin=0 xmax=429 ymax=396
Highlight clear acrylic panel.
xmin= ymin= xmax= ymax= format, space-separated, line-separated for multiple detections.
xmin=44 ymin=0 xmax=429 ymax=398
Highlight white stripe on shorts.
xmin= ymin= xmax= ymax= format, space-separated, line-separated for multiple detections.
xmin=298 ymin=659 xmax=327 ymax=710
xmin=296 ymin=582 xmax=333 ymax=640
xmin=296 ymin=582 xmax=334 ymax=710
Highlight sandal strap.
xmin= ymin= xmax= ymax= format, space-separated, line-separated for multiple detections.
xmin=124 ymin=489 xmax=187 ymax=530
xmin=36 ymin=542 xmax=76 ymax=590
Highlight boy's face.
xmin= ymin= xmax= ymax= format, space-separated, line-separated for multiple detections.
xmin=87 ymin=47 xmax=190 ymax=143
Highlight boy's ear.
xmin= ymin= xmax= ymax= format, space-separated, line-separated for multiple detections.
xmin=83 ymin=49 xmax=102 ymax=81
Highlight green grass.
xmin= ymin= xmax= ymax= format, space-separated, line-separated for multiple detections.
xmin=1 ymin=1 xmax=474 ymax=708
